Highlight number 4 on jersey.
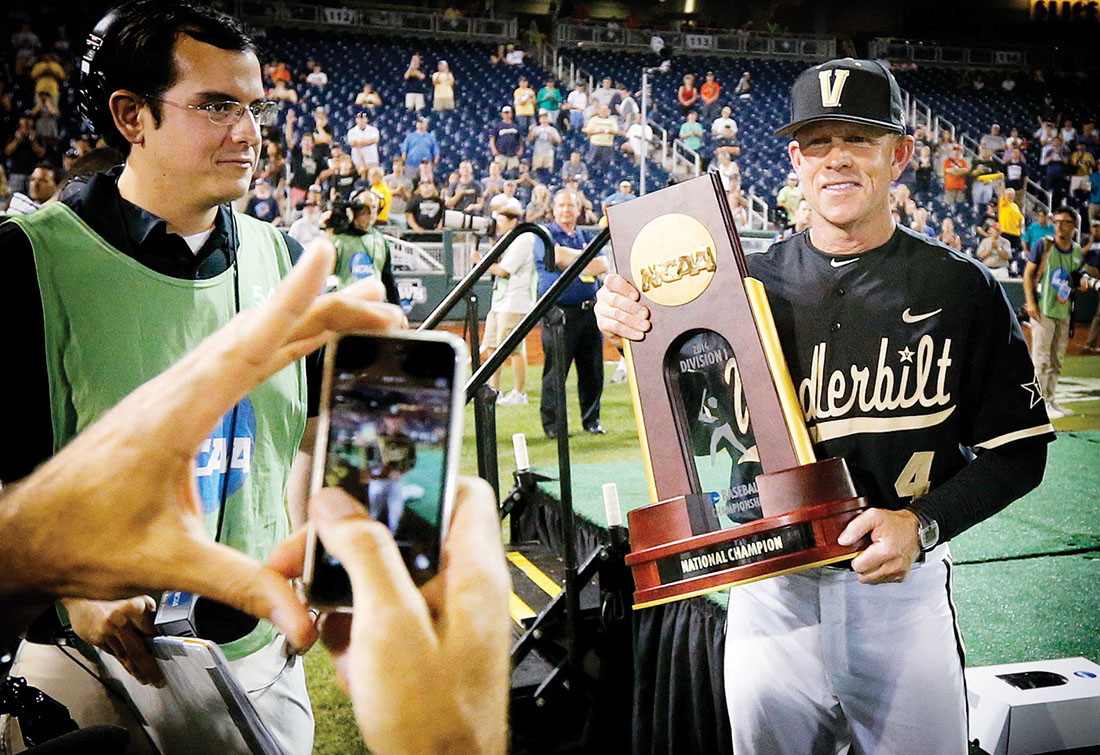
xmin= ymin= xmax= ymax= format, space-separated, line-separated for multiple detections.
xmin=894 ymin=451 xmax=934 ymax=500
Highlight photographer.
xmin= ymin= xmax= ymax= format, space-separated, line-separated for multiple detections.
xmin=325 ymin=188 xmax=400 ymax=304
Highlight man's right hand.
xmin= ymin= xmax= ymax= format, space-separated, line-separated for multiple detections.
xmin=64 ymin=596 xmax=165 ymax=687
xmin=1026 ymin=301 xmax=1041 ymax=321
xmin=594 ymin=273 xmax=651 ymax=343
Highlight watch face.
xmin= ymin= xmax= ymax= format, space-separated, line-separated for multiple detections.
xmin=920 ymin=520 xmax=940 ymax=551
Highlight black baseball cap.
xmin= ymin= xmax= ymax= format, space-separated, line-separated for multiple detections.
xmin=777 ymin=58 xmax=906 ymax=138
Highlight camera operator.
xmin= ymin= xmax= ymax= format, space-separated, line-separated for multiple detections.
xmin=324 ymin=188 xmax=400 ymax=304
xmin=0 ymin=241 xmax=509 ymax=755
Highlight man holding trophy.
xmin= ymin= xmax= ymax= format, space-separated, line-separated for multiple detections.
xmin=596 ymin=58 xmax=1053 ymax=754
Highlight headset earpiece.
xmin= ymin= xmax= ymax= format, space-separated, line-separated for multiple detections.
xmin=77 ymin=9 xmax=120 ymax=137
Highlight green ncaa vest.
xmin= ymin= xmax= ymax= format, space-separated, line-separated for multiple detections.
xmin=332 ymin=229 xmax=388 ymax=289
xmin=10 ymin=204 xmax=306 ymax=660
xmin=1037 ymin=237 xmax=1084 ymax=322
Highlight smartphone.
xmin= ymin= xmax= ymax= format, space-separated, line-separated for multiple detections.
xmin=304 ymin=330 xmax=468 ymax=610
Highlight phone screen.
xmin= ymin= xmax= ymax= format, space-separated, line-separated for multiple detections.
xmin=309 ymin=334 xmax=461 ymax=605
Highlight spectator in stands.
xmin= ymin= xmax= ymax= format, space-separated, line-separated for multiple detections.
xmin=537 ymin=79 xmax=563 ymax=126
xmin=268 ymin=79 xmax=297 ymax=103
xmin=489 ymin=106 xmax=524 ymax=175
xmin=432 ymin=60 xmax=456 ymax=111
xmin=30 ymin=52 xmax=66 ymax=109
xmin=401 ymin=118 xmax=440 ymax=179
xmin=1041 ymin=135 xmax=1068 ymax=204
xmin=1080 ymin=121 xmax=1100 ymax=155
xmin=1022 ymin=206 xmax=1055 ymax=255
xmin=712 ymin=106 xmax=740 ymax=159
xmin=384 ymin=157 xmax=413 ymax=220
xmin=978 ymin=223 xmax=1012 ymax=270
xmin=29 ymin=91 xmax=60 ymax=151
xmin=11 ymin=22 xmax=41 ymax=76
xmin=943 ymin=145 xmax=969 ymax=205
xmin=1090 ymin=164 xmax=1100 ymax=223
xmin=413 ymin=159 xmax=436 ymax=191
xmin=1035 ymin=120 xmax=1058 ymax=146
xmin=246 ymin=179 xmax=282 ymax=225
xmin=622 ymin=118 xmax=654 ymax=165
xmin=1060 ymin=119 xmax=1077 ymax=146
xmin=405 ymin=180 xmax=444 ymax=232
xmin=287 ymin=200 xmax=322 ymax=246
xmin=912 ymin=124 xmax=931 ymax=155
xmin=346 ymin=112 xmax=380 ymax=179
xmin=1069 ymin=142 xmax=1096 ymax=200
xmin=727 ymin=185 xmax=750 ymax=226
xmin=776 ymin=172 xmax=803 ymax=226
xmin=697 ymin=71 xmax=721 ymax=122
xmin=563 ymin=177 xmax=597 ymax=224
xmin=734 ymin=71 xmax=752 ymax=100
xmin=287 ymin=132 xmax=322 ymax=209
xmin=306 ymin=63 xmax=328 ymax=88
xmin=938 ymin=216 xmax=963 ymax=252
xmin=980 ymin=124 xmax=1006 ymax=154
xmin=565 ymin=81 xmax=589 ymax=132
xmin=602 ymin=180 xmax=635 ymax=215
xmin=404 ymin=54 xmax=428 ymax=111
xmin=1003 ymin=147 xmax=1029 ymax=194
xmin=591 ymin=77 xmax=616 ymax=110
xmin=679 ymin=110 xmax=704 ymax=155
xmin=584 ymin=103 xmax=619 ymax=166
xmin=515 ymin=161 xmax=537 ymax=194
xmin=514 ymin=76 xmax=537 ymax=134
xmin=5 ymin=162 xmax=58 ymax=215
xmin=999 ymin=188 xmax=1026 ymax=271
xmin=505 ymin=44 xmax=525 ymax=66
xmin=533 ymin=189 xmax=608 ymax=437
xmin=268 ymin=59 xmax=291 ymax=84
xmin=368 ymin=166 xmax=393 ymax=224
xmin=1023 ymin=206 xmax=1085 ymax=418
xmin=562 ymin=150 xmax=589 ymax=185
xmin=677 ymin=74 xmax=698 ymax=116
xmin=1001 ymin=73 xmax=1016 ymax=92
xmin=933 ymin=131 xmax=955 ymax=180
xmin=709 ymin=150 xmax=741 ymax=192
xmin=479 ymin=162 xmax=508 ymax=212
xmin=775 ymin=197 xmax=812 ymax=241
xmin=5 ymin=113 xmax=47 ymax=195
xmin=445 ymin=160 xmax=482 ymax=213
xmin=354 ymin=82 xmax=382 ymax=114
xmin=970 ymin=145 xmax=1000 ymax=211
xmin=526 ymin=182 xmax=551 ymax=223
xmin=528 ymin=111 xmax=562 ymax=181
xmin=327 ymin=152 xmax=358 ymax=204
xmin=311 ymin=107 xmax=334 ymax=151
xmin=913 ymin=145 xmax=934 ymax=196
xmin=616 ymin=83 xmax=639 ymax=127
xmin=1005 ymin=127 xmax=1027 ymax=155
xmin=256 ymin=141 xmax=286 ymax=192
xmin=910 ymin=206 xmax=935 ymax=237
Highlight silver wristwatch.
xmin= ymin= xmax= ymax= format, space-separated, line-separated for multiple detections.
xmin=910 ymin=509 xmax=940 ymax=553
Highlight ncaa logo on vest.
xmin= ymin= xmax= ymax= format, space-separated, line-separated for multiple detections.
xmin=195 ymin=398 xmax=257 ymax=513
xmin=350 ymin=251 xmax=376 ymax=279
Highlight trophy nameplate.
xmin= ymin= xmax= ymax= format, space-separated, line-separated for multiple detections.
xmin=605 ymin=174 xmax=869 ymax=610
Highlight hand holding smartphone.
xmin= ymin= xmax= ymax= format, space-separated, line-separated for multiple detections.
xmin=304 ymin=331 xmax=468 ymax=610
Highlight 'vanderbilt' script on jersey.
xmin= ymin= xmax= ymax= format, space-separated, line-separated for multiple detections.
xmin=799 ymin=334 xmax=954 ymax=441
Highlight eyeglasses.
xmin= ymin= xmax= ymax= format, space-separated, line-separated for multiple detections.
xmin=142 ymin=95 xmax=280 ymax=127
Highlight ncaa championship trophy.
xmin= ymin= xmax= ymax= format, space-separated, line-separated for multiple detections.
xmin=605 ymin=173 xmax=870 ymax=610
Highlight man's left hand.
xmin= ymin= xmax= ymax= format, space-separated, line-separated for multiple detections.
xmin=836 ymin=508 xmax=922 ymax=584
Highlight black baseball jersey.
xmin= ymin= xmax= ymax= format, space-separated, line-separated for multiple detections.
xmin=746 ymin=225 xmax=1054 ymax=518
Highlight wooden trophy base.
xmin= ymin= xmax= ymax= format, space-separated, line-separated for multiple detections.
xmin=624 ymin=458 xmax=870 ymax=609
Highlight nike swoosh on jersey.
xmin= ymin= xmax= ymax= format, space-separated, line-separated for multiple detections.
xmin=901 ymin=307 xmax=943 ymax=323
xmin=829 ymin=257 xmax=859 ymax=267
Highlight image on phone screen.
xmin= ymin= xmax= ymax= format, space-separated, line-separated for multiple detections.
xmin=310 ymin=335 xmax=460 ymax=604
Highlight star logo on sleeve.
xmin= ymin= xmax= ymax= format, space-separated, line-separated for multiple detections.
xmin=1021 ymin=376 xmax=1044 ymax=408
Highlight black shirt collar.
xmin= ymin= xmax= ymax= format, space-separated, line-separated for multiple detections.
xmin=62 ymin=167 xmax=237 ymax=280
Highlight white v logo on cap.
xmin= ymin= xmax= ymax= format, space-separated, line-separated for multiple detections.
xmin=818 ymin=70 xmax=850 ymax=108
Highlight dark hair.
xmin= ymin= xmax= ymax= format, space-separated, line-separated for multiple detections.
xmin=32 ymin=162 xmax=61 ymax=182
xmin=1052 ymin=205 xmax=1079 ymax=223
xmin=81 ymin=0 xmax=257 ymax=154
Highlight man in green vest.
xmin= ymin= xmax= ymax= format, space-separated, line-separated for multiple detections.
xmin=327 ymin=187 xmax=401 ymax=303
xmin=1023 ymin=204 xmax=1086 ymax=419
xmin=0 ymin=2 xmax=315 ymax=752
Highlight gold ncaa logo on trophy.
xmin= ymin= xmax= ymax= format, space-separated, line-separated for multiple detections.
xmin=629 ymin=214 xmax=717 ymax=308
